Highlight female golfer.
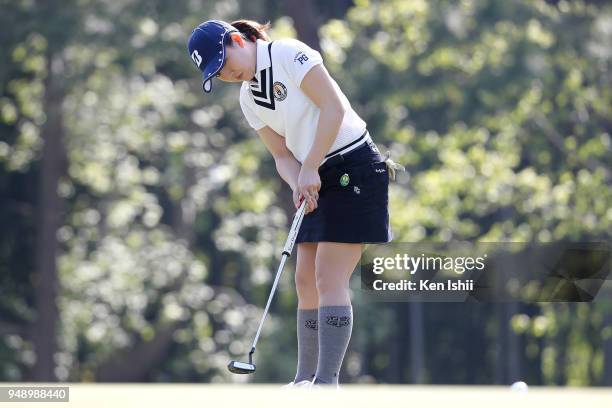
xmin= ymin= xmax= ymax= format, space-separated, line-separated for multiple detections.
xmin=188 ymin=19 xmax=402 ymax=387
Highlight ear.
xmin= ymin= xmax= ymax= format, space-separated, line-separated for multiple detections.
xmin=230 ymin=32 xmax=245 ymax=47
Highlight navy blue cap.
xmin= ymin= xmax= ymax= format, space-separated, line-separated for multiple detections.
xmin=187 ymin=20 xmax=239 ymax=93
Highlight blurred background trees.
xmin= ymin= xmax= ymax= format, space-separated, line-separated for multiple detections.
xmin=0 ymin=0 xmax=610 ymax=385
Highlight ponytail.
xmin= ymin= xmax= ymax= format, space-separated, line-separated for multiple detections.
xmin=230 ymin=19 xmax=271 ymax=42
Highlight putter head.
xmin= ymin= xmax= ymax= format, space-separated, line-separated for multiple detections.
xmin=227 ymin=360 xmax=256 ymax=374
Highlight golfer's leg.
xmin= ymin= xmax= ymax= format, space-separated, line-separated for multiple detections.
xmin=314 ymin=242 xmax=363 ymax=385
xmin=296 ymin=243 xmax=319 ymax=308
xmin=293 ymin=242 xmax=319 ymax=383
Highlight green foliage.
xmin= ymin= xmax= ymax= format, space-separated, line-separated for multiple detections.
xmin=321 ymin=0 xmax=611 ymax=384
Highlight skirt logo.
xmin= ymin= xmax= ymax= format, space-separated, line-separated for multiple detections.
xmin=340 ymin=173 xmax=350 ymax=187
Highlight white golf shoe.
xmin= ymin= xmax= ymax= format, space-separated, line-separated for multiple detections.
xmin=282 ymin=377 xmax=341 ymax=390
xmin=281 ymin=381 xmax=295 ymax=389
xmin=310 ymin=377 xmax=340 ymax=390
xmin=281 ymin=379 xmax=315 ymax=389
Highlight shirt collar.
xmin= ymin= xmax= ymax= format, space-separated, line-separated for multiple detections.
xmin=253 ymin=39 xmax=271 ymax=77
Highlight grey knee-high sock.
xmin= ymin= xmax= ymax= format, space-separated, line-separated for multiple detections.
xmin=314 ymin=305 xmax=353 ymax=385
xmin=294 ymin=309 xmax=319 ymax=383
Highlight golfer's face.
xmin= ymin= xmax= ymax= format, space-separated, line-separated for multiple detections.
xmin=216 ymin=40 xmax=254 ymax=83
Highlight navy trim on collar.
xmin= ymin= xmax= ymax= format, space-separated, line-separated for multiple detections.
xmin=250 ymin=42 xmax=275 ymax=110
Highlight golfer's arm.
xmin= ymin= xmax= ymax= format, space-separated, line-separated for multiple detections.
xmin=256 ymin=126 xmax=300 ymax=191
xmin=300 ymin=64 xmax=346 ymax=169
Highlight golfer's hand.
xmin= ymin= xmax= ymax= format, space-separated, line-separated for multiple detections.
xmin=292 ymin=188 xmax=316 ymax=213
xmin=297 ymin=165 xmax=320 ymax=214
xmin=292 ymin=188 xmax=303 ymax=209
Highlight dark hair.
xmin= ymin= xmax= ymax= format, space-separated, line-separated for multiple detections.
xmin=230 ymin=19 xmax=271 ymax=42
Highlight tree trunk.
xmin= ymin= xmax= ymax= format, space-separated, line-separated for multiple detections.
xmin=284 ymin=0 xmax=322 ymax=50
xmin=409 ymin=301 xmax=425 ymax=384
xmin=494 ymin=286 xmax=508 ymax=384
xmin=95 ymin=322 xmax=181 ymax=381
xmin=507 ymin=301 xmax=521 ymax=382
xmin=387 ymin=304 xmax=401 ymax=382
xmin=506 ymin=249 xmax=521 ymax=382
xmin=171 ymin=166 xmax=196 ymax=243
xmin=603 ymin=311 xmax=612 ymax=385
xmin=29 ymin=52 xmax=66 ymax=381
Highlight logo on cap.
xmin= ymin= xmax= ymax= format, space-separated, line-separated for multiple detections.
xmin=191 ymin=50 xmax=202 ymax=67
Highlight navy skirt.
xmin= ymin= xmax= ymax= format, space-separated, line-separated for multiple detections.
xmin=296 ymin=136 xmax=393 ymax=244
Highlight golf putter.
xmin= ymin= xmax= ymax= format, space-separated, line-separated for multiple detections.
xmin=228 ymin=199 xmax=307 ymax=374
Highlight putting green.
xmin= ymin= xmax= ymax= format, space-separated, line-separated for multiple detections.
xmin=1 ymin=384 xmax=610 ymax=407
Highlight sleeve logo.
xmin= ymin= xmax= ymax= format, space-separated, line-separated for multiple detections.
xmin=294 ymin=51 xmax=309 ymax=65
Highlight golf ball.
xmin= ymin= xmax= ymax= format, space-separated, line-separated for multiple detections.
xmin=510 ymin=381 xmax=528 ymax=393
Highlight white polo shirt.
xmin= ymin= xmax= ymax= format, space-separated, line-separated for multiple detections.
xmin=239 ymin=38 xmax=367 ymax=165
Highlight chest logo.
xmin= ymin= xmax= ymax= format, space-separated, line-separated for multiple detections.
xmin=273 ymin=82 xmax=288 ymax=101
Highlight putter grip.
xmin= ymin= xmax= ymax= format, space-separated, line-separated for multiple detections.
xmin=281 ymin=200 xmax=307 ymax=257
